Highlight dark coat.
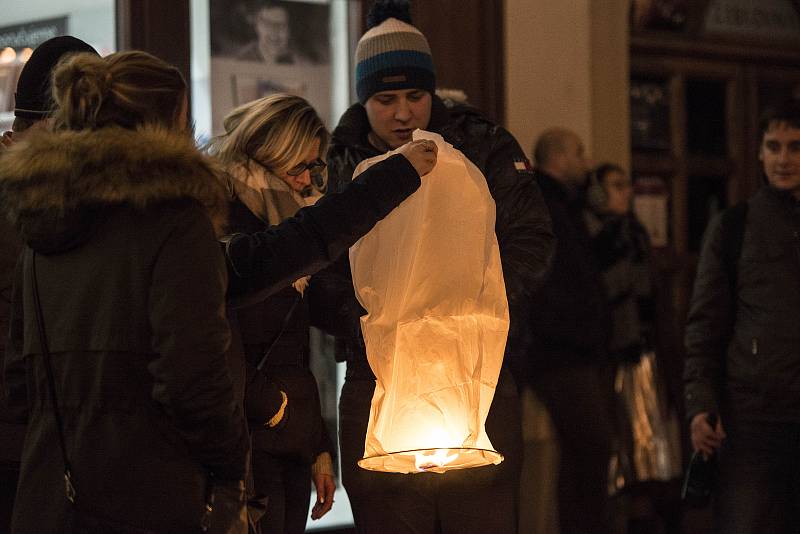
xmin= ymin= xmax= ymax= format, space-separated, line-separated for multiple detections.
xmin=218 ymin=153 xmax=421 ymax=427
xmin=585 ymin=210 xmax=653 ymax=361
xmin=0 ymin=126 xmax=248 ymax=533
xmin=227 ymin=197 xmax=334 ymax=465
xmin=224 ymin=154 xmax=422 ymax=308
xmin=0 ymin=218 xmax=24 ymax=468
xmin=525 ymin=171 xmax=610 ymax=373
xmin=312 ymin=96 xmax=554 ymax=379
xmin=684 ymin=186 xmax=800 ymax=424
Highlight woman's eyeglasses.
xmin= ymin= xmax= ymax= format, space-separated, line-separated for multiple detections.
xmin=287 ymin=158 xmax=327 ymax=177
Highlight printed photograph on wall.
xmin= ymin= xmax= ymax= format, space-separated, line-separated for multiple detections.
xmin=209 ymin=0 xmax=332 ymax=133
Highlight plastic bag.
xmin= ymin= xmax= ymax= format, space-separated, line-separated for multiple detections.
xmin=609 ymin=350 xmax=683 ymax=494
xmin=349 ymin=130 xmax=508 ymax=474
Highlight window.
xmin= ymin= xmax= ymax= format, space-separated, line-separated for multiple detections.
xmin=0 ymin=0 xmax=115 ymax=131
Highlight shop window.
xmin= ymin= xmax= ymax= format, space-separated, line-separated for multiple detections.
xmin=0 ymin=0 xmax=115 ymax=131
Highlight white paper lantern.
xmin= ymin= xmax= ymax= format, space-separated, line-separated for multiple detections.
xmin=349 ymin=130 xmax=509 ymax=474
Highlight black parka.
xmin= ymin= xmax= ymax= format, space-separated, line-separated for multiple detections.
xmin=684 ymin=186 xmax=800 ymax=424
xmin=311 ymin=96 xmax=554 ymax=378
xmin=0 ymin=127 xmax=246 ymax=533
xmin=524 ymin=171 xmax=610 ymax=374
xmin=0 ymin=218 xmax=23 ymax=469
xmin=227 ymin=197 xmax=334 ymax=464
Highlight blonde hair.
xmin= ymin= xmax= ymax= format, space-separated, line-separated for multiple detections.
xmin=208 ymin=93 xmax=328 ymax=177
xmin=51 ymin=50 xmax=186 ymax=130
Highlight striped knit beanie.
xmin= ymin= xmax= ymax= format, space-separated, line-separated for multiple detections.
xmin=355 ymin=2 xmax=435 ymax=104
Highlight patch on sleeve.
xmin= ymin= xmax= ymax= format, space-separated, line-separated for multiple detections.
xmin=513 ymin=157 xmax=534 ymax=174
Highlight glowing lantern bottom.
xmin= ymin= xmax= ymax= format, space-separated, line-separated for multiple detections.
xmin=358 ymin=447 xmax=503 ymax=474
xmin=354 ymin=313 xmax=508 ymax=474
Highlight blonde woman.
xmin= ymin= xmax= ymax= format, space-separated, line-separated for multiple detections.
xmin=210 ymin=94 xmax=331 ymax=533
xmin=211 ymin=93 xmax=416 ymax=533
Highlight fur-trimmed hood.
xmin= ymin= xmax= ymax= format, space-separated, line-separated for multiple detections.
xmin=0 ymin=126 xmax=228 ymax=253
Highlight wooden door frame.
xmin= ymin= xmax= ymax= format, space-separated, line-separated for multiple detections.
xmin=116 ymin=0 xmax=192 ymax=110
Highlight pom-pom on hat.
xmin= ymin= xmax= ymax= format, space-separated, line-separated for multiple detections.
xmin=14 ymin=35 xmax=98 ymax=120
xmin=355 ymin=0 xmax=435 ymax=104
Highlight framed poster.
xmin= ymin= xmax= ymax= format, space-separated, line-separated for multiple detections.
xmin=209 ymin=0 xmax=332 ymax=133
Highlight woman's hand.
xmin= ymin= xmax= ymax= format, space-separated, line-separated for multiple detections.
xmin=310 ymin=472 xmax=335 ymax=520
xmin=396 ymin=139 xmax=438 ymax=177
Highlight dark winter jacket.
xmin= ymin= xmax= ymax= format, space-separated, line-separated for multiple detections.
xmin=223 ymin=152 xmax=423 ymax=414
xmin=224 ymin=154 xmax=423 ymax=308
xmin=684 ymin=186 xmax=800 ymax=424
xmin=311 ymin=96 xmax=554 ymax=379
xmin=525 ymin=171 xmax=610 ymax=373
xmin=585 ymin=211 xmax=654 ymax=362
xmin=0 ymin=126 xmax=247 ymax=533
xmin=0 ymin=218 xmax=23 ymax=468
xmin=227 ymin=196 xmax=334 ymax=465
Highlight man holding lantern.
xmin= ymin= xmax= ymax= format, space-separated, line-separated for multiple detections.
xmin=308 ymin=1 xmax=554 ymax=532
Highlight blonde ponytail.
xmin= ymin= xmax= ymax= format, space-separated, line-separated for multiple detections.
xmin=52 ymin=50 xmax=186 ymax=131
xmin=51 ymin=53 xmax=112 ymax=130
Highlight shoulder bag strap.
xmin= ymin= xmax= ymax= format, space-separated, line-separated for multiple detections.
xmin=30 ymin=250 xmax=77 ymax=504
xmin=255 ymin=293 xmax=302 ymax=371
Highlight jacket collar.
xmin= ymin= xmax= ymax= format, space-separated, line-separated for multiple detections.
xmin=0 ymin=126 xmax=227 ymax=252
xmin=330 ymin=94 xmax=467 ymax=153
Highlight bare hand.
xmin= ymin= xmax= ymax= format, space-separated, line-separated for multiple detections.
xmin=690 ymin=412 xmax=726 ymax=458
xmin=1 ymin=131 xmax=13 ymax=150
xmin=310 ymin=473 xmax=335 ymax=520
xmin=396 ymin=139 xmax=437 ymax=177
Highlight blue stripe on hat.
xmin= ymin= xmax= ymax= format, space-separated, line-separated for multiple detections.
xmin=356 ymin=50 xmax=434 ymax=80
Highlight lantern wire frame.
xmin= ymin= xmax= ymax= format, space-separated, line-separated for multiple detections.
xmin=358 ymin=447 xmax=503 ymax=474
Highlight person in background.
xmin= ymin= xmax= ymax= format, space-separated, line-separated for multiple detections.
xmin=585 ymin=163 xmax=683 ymax=534
xmin=684 ymin=99 xmax=800 ymax=533
xmin=584 ymin=163 xmax=653 ymax=365
xmin=1 ymin=50 xmax=250 ymax=533
xmin=524 ymin=128 xmax=613 ymax=534
xmin=208 ymin=93 xmax=339 ymax=533
xmin=309 ymin=1 xmax=553 ymax=532
xmin=0 ymin=35 xmax=98 ymax=532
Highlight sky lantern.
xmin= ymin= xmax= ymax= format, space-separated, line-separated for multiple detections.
xmin=349 ymin=130 xmax=508 ymax=474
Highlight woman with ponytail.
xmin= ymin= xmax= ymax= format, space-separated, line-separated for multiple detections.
xmin=0 ymin=50 xmax=250 ymax=533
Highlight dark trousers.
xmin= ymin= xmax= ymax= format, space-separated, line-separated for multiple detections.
xmin=528 ymin=363 xmax=614 ymax=534
xmin=714 ymin=419 xmax=800 ymax=534
xmin=339 ymin=367 xmax=523 ymax=534
xmin=0 ymin=465 xmax=19 ymax=533
xmin=251 ymin=452 xmax=312 ymax=534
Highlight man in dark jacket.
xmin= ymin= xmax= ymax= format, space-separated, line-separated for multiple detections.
xmin=525 ymin=127 xmax=614 ymax=534
xmin=684 ymin=100 xmax=800 ymax=532
xmin=308 ymin=3 xmax=553 ymax=532
xmin=0 ymin=35 xmax=98 ymax=531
